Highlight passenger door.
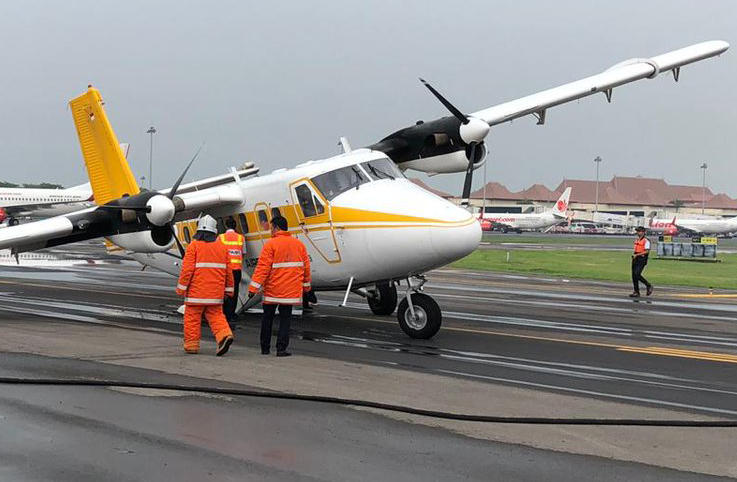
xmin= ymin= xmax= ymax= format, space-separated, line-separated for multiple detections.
xmin=290 ymin=179 xmax=341 ymax=263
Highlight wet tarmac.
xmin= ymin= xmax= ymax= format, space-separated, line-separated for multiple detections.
xmin=1 ymin=241 xmax=736 ymax=480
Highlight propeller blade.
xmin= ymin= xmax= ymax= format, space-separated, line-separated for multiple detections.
xmin=171 ymin=226 xmax=186 ymax=257
xmin=419 ymin=78 xmax=469 ymax=125
xmin=169 ymin=142 xmax=205 ymax=200
xmin=461 ymin=142 xmax=476 ymax=207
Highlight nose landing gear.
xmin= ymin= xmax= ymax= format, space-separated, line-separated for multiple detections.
xmin=396 ymin=276 xmax=441 ymax=339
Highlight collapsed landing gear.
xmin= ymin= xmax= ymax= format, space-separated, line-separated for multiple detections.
xmin=367 ymin=282 xmax=397 ymax=315
xmin=396 ymin=276 xmax=442 ymax=339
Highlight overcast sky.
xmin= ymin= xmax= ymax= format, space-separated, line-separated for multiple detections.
xmin=0 ymin=1 xmax=734 ymax=196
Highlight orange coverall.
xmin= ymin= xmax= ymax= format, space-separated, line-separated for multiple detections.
xmin=176 ymin=238 xmax=234 ymax=353
xmin=248 ymin=231 xmax=311 ymax=304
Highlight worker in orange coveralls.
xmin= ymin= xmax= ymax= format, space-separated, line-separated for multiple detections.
xmin=176 ymin=215 xmax=235 ymax=356
xmin=248 ymin=215 xmax=311 ymax=357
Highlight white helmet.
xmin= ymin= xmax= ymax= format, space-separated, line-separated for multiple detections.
xmin=196 ymin=215 xmax=218 ymax=234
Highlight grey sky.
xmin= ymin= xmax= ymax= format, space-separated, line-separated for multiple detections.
xmin=0 ymin=0 xmax=735 ymax=196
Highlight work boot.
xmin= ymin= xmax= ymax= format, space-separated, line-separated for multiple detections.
xmin=646 ymin=285 xmax=653 ymax=296
xmin=276 ymin=351 xmax=292 ymax=357
xmin=629 ymin=292 xmax=640 ymax=298
xmin=216 ymin=335 xmax=234 ymax=357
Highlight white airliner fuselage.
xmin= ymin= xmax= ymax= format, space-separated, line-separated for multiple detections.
xmin=0 ymin=185 xmax=93 ymax=225
xmin=480 ymin=188 xmax=571 ymax=232
xmin=676 ymin=216 xmax=737 ymax=235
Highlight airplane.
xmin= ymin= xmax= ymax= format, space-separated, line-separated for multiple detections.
xmin=479 ymin=188 xmax=571 ymax=233
xmin=0 ymin=144 xmax=130 ymax=226
xmin=0 ymin=183 xmax=94 ymax=226
xmin=674 ymin=216 xmax=737 ymax=235
xmin=0 ymin=40 xmax=729 ymax=339
xmin=647 ymin=216 xmax=678 ymax=235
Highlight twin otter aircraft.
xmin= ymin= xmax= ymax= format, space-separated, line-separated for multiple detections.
xmin=0 ymin=40 xmax=728 ymax=338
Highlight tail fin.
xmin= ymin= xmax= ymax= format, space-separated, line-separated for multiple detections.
xmin=69 ymin=86 xmax=139 ymax=205
xmin=550 ymin=187 xmax=572 ymax=217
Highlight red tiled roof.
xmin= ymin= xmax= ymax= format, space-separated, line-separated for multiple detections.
xmin=514 ymin=183 xmax=555 ymax=201
xmin=705 ymin=193 xmax=737 ymax=209
xmin=409 ymin=179 xmax=453 ymax=198
xmin=470 ymin=182 xmax=516 ymax=199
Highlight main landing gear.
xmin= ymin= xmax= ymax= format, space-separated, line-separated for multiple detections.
xmin=8 ymin=217 xmax=19 ymax=226
xmin=363 ymin=277 xmax=442 ymax=339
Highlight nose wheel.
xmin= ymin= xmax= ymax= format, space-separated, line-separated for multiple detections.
xmin=396 ymin=277 xmax=442 ymax=339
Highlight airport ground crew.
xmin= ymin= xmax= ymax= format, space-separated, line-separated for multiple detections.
xmin=248 ymin=215 xmax=311 ymax=356
xmin=220 ymin=218 xmax=245 ymax=323
xmin=176 ymin=215 xmax=235 ymax=356
xmin=630 ymin=226 xmax=653 ymax=298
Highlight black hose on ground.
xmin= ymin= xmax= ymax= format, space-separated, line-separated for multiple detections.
xmin=0 ymin=377 xmax=734 ymax=427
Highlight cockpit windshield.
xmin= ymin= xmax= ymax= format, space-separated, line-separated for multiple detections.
xmin=361 ymin=157 xmax=405 ymax=181
xmin=311 ymin=164 xmax=368 ymax=201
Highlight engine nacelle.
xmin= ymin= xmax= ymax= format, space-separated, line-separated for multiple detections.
xmin=398 ymin=145 xmax=487 ymax=174
xmin=107 ymin=228 xmax=174 ymax=253
xmin=0 ymin=208 xmax=7 ymax=224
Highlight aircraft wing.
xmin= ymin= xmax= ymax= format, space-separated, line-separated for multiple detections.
xmin=0 ymin=182 xmax=245 ymax=254
xmin=471 ymin=41 xmax=729 ymax=126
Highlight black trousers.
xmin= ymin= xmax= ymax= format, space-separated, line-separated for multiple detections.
xmin=223 ymin=270 xmax=242 ymax=320
xmin=631 ymin=257 xmax=651 ymax=292
xmin=260 ymin=304 xmax=293 ymax=352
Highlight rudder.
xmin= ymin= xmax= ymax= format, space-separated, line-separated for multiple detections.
xmin=69 ymin=86 xmax=139 ymax=205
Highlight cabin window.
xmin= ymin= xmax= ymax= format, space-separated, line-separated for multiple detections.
xmin=271 ymin=207 xmax=282 ymax=218
xmin=311 ymin=165 xmax=368 ymax=201
xmin=183 ymin=226 xmax=192 ymax=243
xmin=238 ymin=213 xmax=249 ymax=234
xmin=361 ymin=157 xmax=405 ymax=181
xmin=257 ymin=209 xmax=269 ymax=231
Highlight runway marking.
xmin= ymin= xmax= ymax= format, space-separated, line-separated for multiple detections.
xmin=333 ymin=314 xmax=737 ymax=365
xmin=618 ymin=347 xmax=737 ymax=364
xmin=670 ymin=294 xmax=737 ymax=299
xmin=0 ymin=279 xmax=176 ymax=300
xmin=439 ymin=369 xmax=737 ymax=417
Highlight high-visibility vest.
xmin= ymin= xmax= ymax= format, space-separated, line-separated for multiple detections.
xmin=176 ymin=239 xmax=235 ymax=305
xmin=634 ymin=237 xmax=650 ymax=255
xmin=219 ymin=230 xmax=244 ymax=269
xmin=248 ymin=231 xmax=311 ymax=304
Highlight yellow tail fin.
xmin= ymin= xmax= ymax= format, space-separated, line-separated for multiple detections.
xmin=69 ymin=86 xmax=140 ymax=205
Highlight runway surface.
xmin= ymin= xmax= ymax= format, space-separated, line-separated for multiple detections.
xmin=0 ymin=242 xmax=736 ymax=480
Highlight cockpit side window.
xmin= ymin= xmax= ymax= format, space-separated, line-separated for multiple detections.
xmin=361 ymin=157 xmax=406 ymax=181
xmin=311 ymin=165 xmax=368 ymax=201
xmin=295 ymin=184 xmax=318 ymax=217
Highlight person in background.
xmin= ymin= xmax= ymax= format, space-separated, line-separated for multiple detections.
xmin=248 ymin=215 xmax=310 ymax=356
xmin=176 ymin=215 xmax=235 ymax=356
xmin=630 ymin=225 xmax=653 ymax=298
xmin=220 ymin=217 xmax=245 ymax=324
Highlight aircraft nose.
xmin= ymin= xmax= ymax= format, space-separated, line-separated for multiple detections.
xmin=430 ymin=213 xmax=482 ymax=264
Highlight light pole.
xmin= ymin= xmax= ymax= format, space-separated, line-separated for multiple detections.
xmin=700 ymin=162 xmax=708 ymax=214
xmin=594 ymin=156 xmax=602 ymax=216
xmin=147 ymin=126 xmax=157 ymax=190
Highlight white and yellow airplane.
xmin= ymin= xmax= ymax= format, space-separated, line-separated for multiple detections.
xmin=0 ymin=40 xmax=729 ymax=338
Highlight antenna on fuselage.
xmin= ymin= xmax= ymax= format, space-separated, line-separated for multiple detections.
xmin=338 ymin=137 xmax=352 ymax=154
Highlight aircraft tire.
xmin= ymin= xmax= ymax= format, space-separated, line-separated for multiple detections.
xmin=368 ymin=283 xmax=397 ymax=315
xmin=8 ymin=218 xmax=19 ymax=226
xmin=397 ymin=293 xmax=441 ymax=339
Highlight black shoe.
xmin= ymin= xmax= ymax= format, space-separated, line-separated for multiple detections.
xmin=276 ymin=351 xmax=292 ymax=357
xmin=261 ymin=348 xmax=270 ymax=355
xmin=629 ymin=292 xmax=640 ymax=298
xmin=216 ymin=335 xmax=234 ymax=356
xmin=646 ymin=286 xmax=653 ymax=296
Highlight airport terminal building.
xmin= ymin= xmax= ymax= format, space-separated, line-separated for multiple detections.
xmin=415 ymin=176 xmax=737 ymax=221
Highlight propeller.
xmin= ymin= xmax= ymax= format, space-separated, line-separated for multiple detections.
xmin=168 ymin=142 xmax=205 ymax=256
xmin=99 ymin=143 xmax=204 ymax=257
xmin=420 ymin=78 xmax=490 ymax=207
